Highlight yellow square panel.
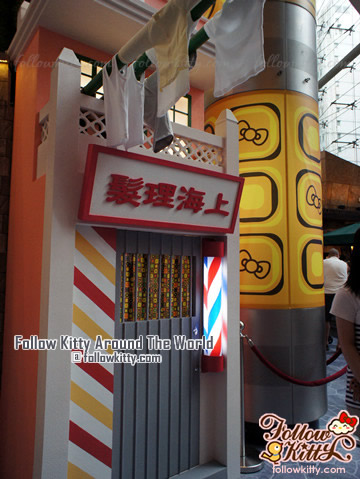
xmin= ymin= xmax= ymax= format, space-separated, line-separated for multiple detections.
xmin=286 ymin=92 xmax=324 ymax=308
xmin=239 ymin=233 xmax=289 ymax=309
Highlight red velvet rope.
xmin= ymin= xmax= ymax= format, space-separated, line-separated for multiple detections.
xmin=326 ymin=348 xmax=342 ymax=365
xmin=250 ymin=343 xmax=347 ymax=387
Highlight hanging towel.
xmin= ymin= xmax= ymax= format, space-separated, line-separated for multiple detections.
xmin=146 ymin=48 xmax=190 ymax=118
xmin=103 ymin=58 xmax=145 ymax=149
xmin=204 ymin=0 xmax=266 ymax=97
xmin=118 ymin=0 xmax=199 ymax=91
xmin=144 ymin=71 xmax=174 ymax=153
xmin=103 ymin=56 xmax=128 ymax=148
xmin=124 ymin=64 xmax=145 ymax=150
xmin=146 ymin=12 xmax=198 ymax=118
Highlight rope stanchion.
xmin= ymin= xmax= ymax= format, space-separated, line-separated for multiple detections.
xmin=243 ymin=334 xmax=347 ymax=387
xmin=239 ymin=322 xmax=264 ymax=473
xmin=326 ymin=347 xmax=342 ymax=365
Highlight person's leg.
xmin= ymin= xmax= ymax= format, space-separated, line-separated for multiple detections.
xmin=325 ymin=294 xmax=335 ymax=345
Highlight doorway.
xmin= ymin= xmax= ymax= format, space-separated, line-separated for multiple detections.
xmin=112 ymin=231 xmax=202 ymax=479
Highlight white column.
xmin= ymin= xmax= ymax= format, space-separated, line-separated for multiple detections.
xmin=33 ymin=48 xmax=82 ymax=479
xmin=216 ymin=109 xmax=241 ymax=478
xmin=199 ymin=109 xmax=241 ymax=476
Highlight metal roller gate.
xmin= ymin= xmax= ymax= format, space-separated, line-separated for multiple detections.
xmin=112 ymin=230 xmax=202 ymax=479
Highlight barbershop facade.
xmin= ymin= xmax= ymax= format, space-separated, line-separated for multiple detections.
xmin=1 ymin=1 xmax=326 ymax=478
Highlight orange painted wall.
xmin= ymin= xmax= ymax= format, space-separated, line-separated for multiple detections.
xmin=0 ymin=28 xmax=111 ymax=479
xmin=0 ymin=31 xmax=43 ymax=479
xmin=189 ymin=86 xmax=205 ymax=130
xmin=145 ymin=0 xmax=166 ymax=8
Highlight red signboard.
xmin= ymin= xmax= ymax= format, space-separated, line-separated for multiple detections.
xmin=78 ymin=145 xmax=244 ymax=234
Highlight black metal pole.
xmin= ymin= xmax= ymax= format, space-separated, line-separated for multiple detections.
xmin=239 ymin=322 xmax=263 ymax=474
xmin=318 ymin=43 xmax=360 ymax=90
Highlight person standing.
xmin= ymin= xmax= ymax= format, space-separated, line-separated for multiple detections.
xmin=331 ymin=230 xmax=360 ymax=444
xmin=323 ymin=248 xmax=348 ymax=345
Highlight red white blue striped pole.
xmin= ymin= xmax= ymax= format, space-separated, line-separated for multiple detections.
xmin=202 ymin=240 xmax=225 ymax=372
xmin=203 ymin=256 xmax=222 ymax=356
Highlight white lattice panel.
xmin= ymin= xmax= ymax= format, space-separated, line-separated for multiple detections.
xmin=79 ymin=109 xmax=106 ymax=139
xmin=78 ymin=109 xmax=224 ymax=166
xmin=41 ymin=116 xmax=49 ymax=143
xmin=140 ymin=129 xmax=224 ymax=167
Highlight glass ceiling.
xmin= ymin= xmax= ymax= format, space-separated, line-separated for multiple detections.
xmin=317 ymin=0 xmax=360 ymax=165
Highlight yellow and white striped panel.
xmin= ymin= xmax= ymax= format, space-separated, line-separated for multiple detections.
xmin=68 ymin=226 xmax=117 ymax=478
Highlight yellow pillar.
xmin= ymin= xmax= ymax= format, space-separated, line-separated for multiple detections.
xmin=205 ymin=0 xmax=326 ymax=424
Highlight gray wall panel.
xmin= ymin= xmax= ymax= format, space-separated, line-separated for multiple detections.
xmin=113 ymin=231 xmax=201 ymax=478
xmin=150 ymin=232 xmax=161 ymax=255
xmin=147 ymin=320 xmax=160 ymax=479
xmin=134 ymin=321 xmax=147 ymax=479
xmin=180 ymin=317 xmax=191 ymax=472
xmin=241 ymin=308 xmax=327 ymax=424
xmin=292 ymin=307 xmax=327 ymax=423
xmin=183 ymin=236 xmax=193 ymax=256
xmin=169 ymin=318 xmax=181 ymax=477
xmin=172 ymin=235 xmax=183 ymax=256
xmin=158 ymin=319 xmax=171 ymax=479
xmin=137 ymin=231 xmax=150 ymax=254
xmin=121 ymin=321 xmax=136 ymax=478
xmin=190 ymin=318 xmax=200 ymax=468
xmin=125 ymin=230 xmax=138 ymax=253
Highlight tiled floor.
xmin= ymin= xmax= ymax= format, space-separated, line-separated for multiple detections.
xmin=242 ymin=342 xmax=360 ymax=478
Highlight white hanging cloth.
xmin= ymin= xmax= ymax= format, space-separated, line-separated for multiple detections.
xmin=146 ymin=48 xmax=191 ymax=118
xmin=117 ymin=0 xmax=199 ymax=91
xmin=204 ymin=0 xmax=266 ymax=97
xmin=103 ymin=57 xmax=144 ymax=149
xmin=144 ymin=71 xmax=174 ymax=153
xmin=124 ymin=64 xmax=145 ymax=150
xmin=146 ymin=7 xmax=198 ymax=118
xmin=103 ymin=56 xmax=127 ymax=148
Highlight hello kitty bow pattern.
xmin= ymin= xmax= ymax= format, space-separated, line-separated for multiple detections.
xmin=328 ymin=410 xmax=359 ymax=435
xmin=339 ymin=411 xmax=357 ymax=427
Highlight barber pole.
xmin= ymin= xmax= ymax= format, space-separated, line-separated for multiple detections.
xmin=202 ymin=239 xmax=225 ymax=372
xmin=203 ymin=256 xmax=222 ymax=357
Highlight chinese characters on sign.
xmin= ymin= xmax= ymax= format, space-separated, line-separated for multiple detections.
xmin=78 ymin=145 xmax=244 ymax=233
xmin=106 ymin=174 xmax=230 ymax=216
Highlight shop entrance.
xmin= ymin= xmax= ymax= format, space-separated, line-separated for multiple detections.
xmin=112 ymin=231 xmax=201 ymax=479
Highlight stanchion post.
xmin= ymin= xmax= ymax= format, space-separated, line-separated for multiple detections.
xmin=239 ymin=321 xmax=263 ymax=474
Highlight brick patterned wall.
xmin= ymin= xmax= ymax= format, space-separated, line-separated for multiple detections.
xmin=0 ymin=59 xmax=13 ymax=378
